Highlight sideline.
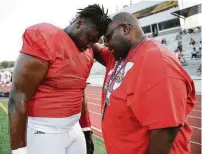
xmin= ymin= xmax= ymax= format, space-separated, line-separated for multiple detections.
xmin=0 ymin=103 xmax=8 ymax=114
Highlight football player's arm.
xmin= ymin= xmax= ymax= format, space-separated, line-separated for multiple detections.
xmin=79 ymin=91 xmax=94 ymax=154
xmin=8 ymin=54 xmax=48 ymax=151
xmin=92 ymin=43 xmax=111 ymax=67
xmin=147 ymin=126 xmax=181 ymax=154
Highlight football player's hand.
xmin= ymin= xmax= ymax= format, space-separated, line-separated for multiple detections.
xmin=83 ymin=131 xmax=94 ymax=154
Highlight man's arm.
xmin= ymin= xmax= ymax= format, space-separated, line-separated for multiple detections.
xmin=147 ymin=126 xmax=181 ymax=154
xmin=80 ymin=92 xmax=88 ymax=119
xmin=8 ymin=53 xmax=48 ymax=150
xmin=92 ymin=43 xmax=107 ymax=66
xmin=79 ymin=92 xmax=94 ymax=154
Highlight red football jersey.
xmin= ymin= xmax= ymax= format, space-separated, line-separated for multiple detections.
xmin=100 ymin=40 xmax=196 ymax=154
xmin=21 ymin=23 xmax=94 ymax=118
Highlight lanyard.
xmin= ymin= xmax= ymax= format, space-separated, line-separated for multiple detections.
xmin=102 ymin=35 xmax=149 ymax=120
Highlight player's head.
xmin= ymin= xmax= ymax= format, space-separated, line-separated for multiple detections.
xmin=104 ymin=12 xmax=144 ymax=61
xmin=66 ymin=4 xmax=111 ymax=51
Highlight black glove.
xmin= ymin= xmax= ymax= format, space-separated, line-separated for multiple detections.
xmin=83 ymin=131 xmax=94 ymax=154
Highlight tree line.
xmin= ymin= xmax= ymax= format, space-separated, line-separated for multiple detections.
xmin=0 ymin=61 xmax=15 ymax=68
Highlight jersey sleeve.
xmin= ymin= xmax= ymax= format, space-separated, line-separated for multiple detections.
xmin=100 ymin=48 xmax=112 ymax=66
xmin=20 ymin=29 xmax=54 ymax=65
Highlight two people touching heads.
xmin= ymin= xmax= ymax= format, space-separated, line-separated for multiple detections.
xmin=66 ymin=4 xmax=144 ymax=62
xmin=9 ymin=3 xmax=196 ymax=154
xmin=64 ymin=4 xmax=111 ymax=52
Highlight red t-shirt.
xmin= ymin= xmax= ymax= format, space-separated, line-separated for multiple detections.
xmin=100 ymin=40 xmax=196 ymax=154
xmin=21 ymin=23 xmax=94 ymax=118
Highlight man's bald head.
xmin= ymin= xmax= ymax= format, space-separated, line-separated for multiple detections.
xmin=104 ymin=12 xmax=144 ymax=61
xmin=111 ymin=12 xmax=140 ymax=27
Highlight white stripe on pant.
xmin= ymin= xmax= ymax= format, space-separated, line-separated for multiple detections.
xmin=27 ymin=122 xmax=87 ymax=154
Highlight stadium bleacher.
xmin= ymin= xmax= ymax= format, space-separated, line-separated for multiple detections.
xmin=90 ymin=29 xmax=201 ymax=76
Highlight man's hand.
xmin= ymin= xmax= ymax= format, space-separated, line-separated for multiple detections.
xmin=83 ymin=130 xmax=94 ymax=154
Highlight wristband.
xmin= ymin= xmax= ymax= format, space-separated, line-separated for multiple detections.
xmin=12 ymin=147 xmax=27 ymax=154
xmin=82 ymin=127 xmax=91 ymax=131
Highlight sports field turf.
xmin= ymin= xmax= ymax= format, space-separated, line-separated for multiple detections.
xmin=0 ymin=98 xmax=107 ymax=154
xmin=0 ymin=99 xmax=11 ymax=154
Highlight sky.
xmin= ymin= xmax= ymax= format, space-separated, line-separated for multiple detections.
xmin=0 ymin=0 xmax=139 ymax=61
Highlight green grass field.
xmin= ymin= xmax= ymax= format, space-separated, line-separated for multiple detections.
xmin=0 ymin=98 xmax=107 ymax=154
xmin=0 ymin=99 xmax=11 ymax=154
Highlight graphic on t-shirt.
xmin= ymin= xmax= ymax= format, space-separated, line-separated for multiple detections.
xmin=104 ymin=61 xmax=134 ymax=105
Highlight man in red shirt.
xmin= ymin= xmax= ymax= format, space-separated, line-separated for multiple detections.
xmin=93 ymin=12 xmax=196 ymax=154
xmin=8 ymin=4 xmax=110 ymax=154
